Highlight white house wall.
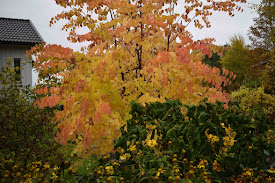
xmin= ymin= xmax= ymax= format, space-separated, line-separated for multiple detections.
xmin=0 ymin=45 xmax=32 ymax=88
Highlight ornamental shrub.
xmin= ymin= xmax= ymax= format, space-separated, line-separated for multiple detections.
xmin=231 ymin=86 xmax=275 ymax=121
xmin=78 ymin=99 xmax=274 ymax=182
xmin=0 ymin=62 xmax=64 ymax=169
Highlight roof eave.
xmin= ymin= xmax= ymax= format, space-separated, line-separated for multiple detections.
xmin=28 ymin=20 xmax=45 ymax=43
xmin=0 ymin=41 xmax=42 ymax=46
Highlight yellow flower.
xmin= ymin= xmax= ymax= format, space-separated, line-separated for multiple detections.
xmin=16 ymin=172 xmax=21 ymax=177
xmin=147 ymin=140 xmax=158 ymax=148
xmin=245 ymin=170 xmax=253 ymax=176
xmin=24 ymin=178 xmax=32 ymax=183
xmin=197 ymin=164 xmax=205 ymax=169
xmin=128 ymin=145 xmax=137 ymax=153
xmin=213 ymin=160 xmax=221 ymax=172
xmin=52 ymin=172 xmax=58 ymax=179
xmin=53 ymin=165 xmax=59 ymax=171
xmin=13 ymin=165 xmax=19 ymax=171
xmin=105 ymin=166 xmax=114 ymax=175
xmin=268 ymin=168 xmax=275 ymax=174
xmin=198 ymin=159 xmax=207 ymax=169
xmin=156 ymin=168 xmax=165 ymax=176
xmin=43 ymin=162 xmax=50 ymax=169
xmin=120 ymin=153 xmax=131 ymax=161
xmin=223 ymin=136 xmax=235 ymax=147
xmin=205 ymin=129 xmax=219 ymax=146
xmin=37 ymin=161 xmax=42 ymax=166
xmin=113 ymin=162 xmax=120 ymax=166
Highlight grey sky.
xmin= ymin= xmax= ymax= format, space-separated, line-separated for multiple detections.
xmin=0 ymin=0 xmax=260 ymax=85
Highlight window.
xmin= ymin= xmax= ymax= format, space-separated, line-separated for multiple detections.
xmin=14 ymin=58 xmax=21 ymax=82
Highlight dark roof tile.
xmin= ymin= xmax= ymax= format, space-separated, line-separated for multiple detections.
xmin=0 ymin=18 xmax=44 ymax=45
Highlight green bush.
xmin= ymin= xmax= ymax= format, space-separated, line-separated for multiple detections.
xmin=0 ymin=159 xmax=77 ymax=183
xmin=231 ymin=86 xmax=275 ymax=121
xmin=78 ymin=99 xmax=274 ymax=182
xmin=0 ymin=62 xmax=64 ymax=172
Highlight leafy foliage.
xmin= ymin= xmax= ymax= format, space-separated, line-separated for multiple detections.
xmin=78 ymin=99 xmax=274 ymax=182
xmin=27 ymin=0 xmax=246 ymax=157
xmin=201 ymin=51 xmax=223 ymax=69
xmin=248 ymin=0 xmax=275 ymax=94
xmin=0 ymin=160 xmax=77 ymax=183
xmin=220 ymin=35 xmax=249 ymax=83
xmin=231 ymin=86 xmax=275 ymax=121
xmin=248 ymin=0 xmax=275 ymax=50
xmin=220 ymin=35 xmax=267 ymax=91
xmin=0 ymin=61 xmax=63 ymax=167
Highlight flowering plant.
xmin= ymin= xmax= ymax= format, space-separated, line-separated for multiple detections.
xmin=78 ymin=99 xmax=274 ymax=182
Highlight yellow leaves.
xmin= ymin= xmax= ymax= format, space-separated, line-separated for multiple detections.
xmin=166 ymin=16 xmax=175 ymax=25
xmin=137 ymin=92 xmax=163 ymax=107
xmin=231 ymin=86 xmax=275 ymax=116
xmin=219 ymin=124 xmax=236 ymax=157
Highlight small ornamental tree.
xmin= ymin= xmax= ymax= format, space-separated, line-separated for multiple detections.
xmin=28 ymin=0 xmax=246 ymax=157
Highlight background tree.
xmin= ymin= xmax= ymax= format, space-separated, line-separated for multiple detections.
xmin=201 ymin=51 xmax=223 ymax=69
xmin=248 ymin=0 xmax=274 ymax=94
xmin=28 ymin=0 xmax=246 ymax=158
xmin=220 ymin=35 xmax=267 ymax=91
xmin=248 ymin=0 xmax=274 ymax=50
xmin=220 ymin=35 xmax=251 ymax=90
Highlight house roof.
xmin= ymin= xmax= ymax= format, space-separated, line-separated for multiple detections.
xmin=0 ymin=17 xmax=44 ymax=45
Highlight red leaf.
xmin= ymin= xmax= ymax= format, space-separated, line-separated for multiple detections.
xmin=94 ymin=111 xmax=101 ymax=123
xmin=101 ymin=103 xmax=112 ymax=115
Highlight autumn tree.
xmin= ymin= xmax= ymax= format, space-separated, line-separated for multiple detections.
xmin=28 ymin=0 xmax=246 ymax=158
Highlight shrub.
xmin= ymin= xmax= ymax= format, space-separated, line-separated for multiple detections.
xmin=78 ymin=99 xmax=274 ymax=182
xmin=0 ymin=62 xmax=64 ymax=168
xmin=0 ymin=159 xmax=77 ymax=183
xmin=231 ymin=86 xmax=275 ymax=121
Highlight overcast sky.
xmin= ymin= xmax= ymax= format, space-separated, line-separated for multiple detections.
xmin=0 ymin=0 xmax=260 ymax=85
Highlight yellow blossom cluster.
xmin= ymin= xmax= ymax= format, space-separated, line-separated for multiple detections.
xmin=128 ymin=145 xmax=137 ymax=153
xmin=266 ymin=129 xmax=275 ymax=144
xmin=120 ymin=153 xmax=131 ymax=161
xmin=213 ymin=160 xmax=221 ymax=172
xmin=146 ymin=139 xmax=158 ymax=148
xmin=197 ymin=159 xmax=208 ymax=169
xmin=105 ymin=166 xmax=114 ymax=175
xmin=205 ymin=129 xmax=219 ymax=146
xmin=220 ymin=124 xmax=236 ymax=156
